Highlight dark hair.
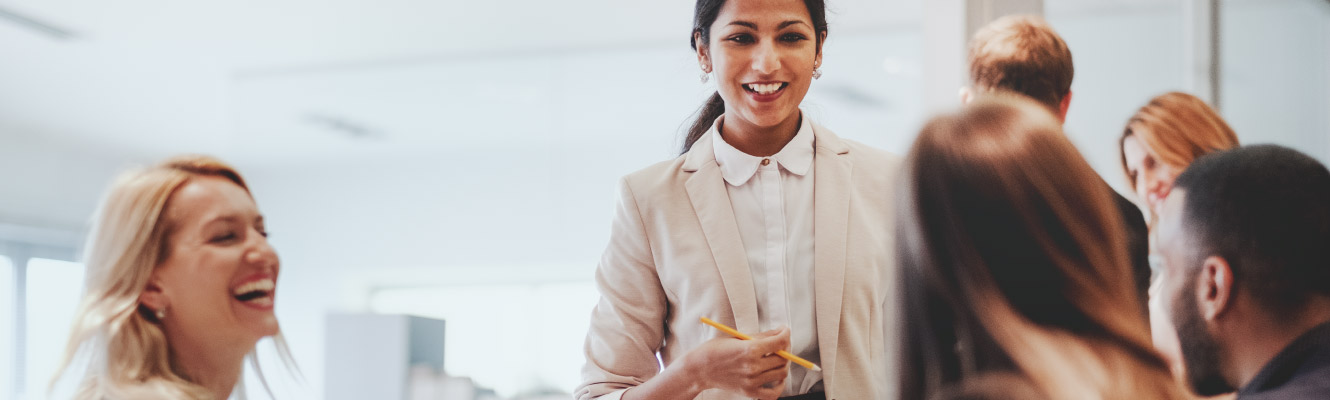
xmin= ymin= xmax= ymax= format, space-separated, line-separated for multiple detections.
xmin=894 ymin=94 xmax=1176 ymax=399
xmin=680 ymin=0 xmax=829 ymax=154
xmin=1172 ymin=144 xmax=1330 ymax=315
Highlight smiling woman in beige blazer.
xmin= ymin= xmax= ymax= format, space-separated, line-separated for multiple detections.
xmin=576 ymin=1 xmax=898 ymax=400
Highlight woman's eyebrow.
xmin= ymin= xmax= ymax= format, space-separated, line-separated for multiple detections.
xmin=726 ymin=20 xmax=811 ymax=30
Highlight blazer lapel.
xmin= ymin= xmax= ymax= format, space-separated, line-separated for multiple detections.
xmin=683 ymin=132 xmax=761 ymax=334
xmin=812 ymin=123 xmax=852 ymax=378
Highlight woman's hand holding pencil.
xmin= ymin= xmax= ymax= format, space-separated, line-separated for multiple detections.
xmin=682 ymin=318 xmax=794 ymax=399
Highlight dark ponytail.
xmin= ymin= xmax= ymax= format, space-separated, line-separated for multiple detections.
xmin=681 ymin=0 xmax=829 ymax=154
xmin=682 ymin=93 xmax=727 ymax=154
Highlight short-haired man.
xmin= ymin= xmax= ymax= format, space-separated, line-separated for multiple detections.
xmin=963 ymin=15 xmax=1074 ymax=120
xmin=1155 ymin=144 xmax=1330 ymax=399
xmin=964 ymin=15 xmax=1152 ymax=315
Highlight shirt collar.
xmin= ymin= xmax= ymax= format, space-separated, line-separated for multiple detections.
xmin=711 ymin=113 xmax=815 ymax=186
xmin=1239 ymin=321 xmax=1330 ymax=395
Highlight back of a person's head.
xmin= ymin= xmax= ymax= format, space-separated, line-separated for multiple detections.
xmin=895 ymin=94 xmax=1180 ymax=399
xmin=901 ymin=93 xmax=1135 ymax=342
xmin=968 ymin=15 xmax=1073 ymax=112
xmin=1172 ymin=144 xmax=1330 ymax=316
xmin=1119 ymin=92 xmax=1239 ymax=184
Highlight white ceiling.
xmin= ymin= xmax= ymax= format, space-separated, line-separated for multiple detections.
xmin=4 ymin=0 xmax=1279 ymax=165
xmin=0 ymin=0 xmax=923 ymax=164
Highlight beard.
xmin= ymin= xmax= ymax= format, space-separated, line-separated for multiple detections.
xmin=1172 ymin=279 xmax=1236 ymax=396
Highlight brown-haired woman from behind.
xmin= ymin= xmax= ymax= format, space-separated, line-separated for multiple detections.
xmin=892 ymin=94 xmax=1189 ymax=400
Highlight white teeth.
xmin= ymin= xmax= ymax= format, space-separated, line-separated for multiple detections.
xmin=232 ymin=279 xmax=275 ymax=297
xmin=746 ymin=83 xmax=783 ymax=95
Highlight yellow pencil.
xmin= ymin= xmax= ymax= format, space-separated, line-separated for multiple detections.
xmin=700 ymin=317 xmax=822 ymax=372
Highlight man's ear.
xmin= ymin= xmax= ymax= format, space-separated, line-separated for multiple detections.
xmin=959 ymin=86 xmax=973 ymax=105
xmin=1057 ymin=91 xmax=1073 ymax=122
xmin=1198 ymin=255 xmax=1234 ymax=322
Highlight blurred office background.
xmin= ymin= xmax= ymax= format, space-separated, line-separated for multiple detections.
xmin=1 ymin=0 xmax=1326 ymax=399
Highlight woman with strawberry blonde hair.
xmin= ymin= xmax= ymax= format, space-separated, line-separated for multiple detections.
xmin=1120 ymin=91 xmax=1239 ymax=220
xmin=53 ymin=155 xmax=295 ymax=399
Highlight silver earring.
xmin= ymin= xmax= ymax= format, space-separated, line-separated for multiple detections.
xmin=700 ymin=71 xmax=710 ymax=83
xmin=155 ymin=308 xmax=166 ymax=320
xmin=812 ymin=68 xmax=822 ymax=80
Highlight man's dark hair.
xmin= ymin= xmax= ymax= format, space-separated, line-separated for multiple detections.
xmin=1173 ymin=144 xmax=1330 ymax=315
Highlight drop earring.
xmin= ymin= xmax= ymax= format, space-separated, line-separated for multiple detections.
xmin=812 ymin=68 xmax=822 ymax=80
xmin=700 ymin=71 xmax=710 ymax=83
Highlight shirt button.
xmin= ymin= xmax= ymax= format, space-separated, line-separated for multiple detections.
xmin=761 ymin=158 xmax=771 ymax=166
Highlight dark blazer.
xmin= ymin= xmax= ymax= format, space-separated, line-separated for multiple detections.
xmin=1238 ymin=322 xmax=1330 ymax=399
xmin=1109 ymin=186 xmax=1151 ymax=316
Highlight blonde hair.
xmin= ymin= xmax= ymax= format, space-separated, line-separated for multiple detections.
xmin=1119 ymin=91 xmax=1239 ymax=186
xmin=895 ymin=94 xmax=1187 ymax=399
xmin=54 ymin=155 xmax=295 ymax=399
xmin=968 ymin=15 xmax=1074 ymax=113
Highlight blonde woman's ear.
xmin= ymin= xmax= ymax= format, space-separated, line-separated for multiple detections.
xmin=139 ymin=280 xmax=168 ymax=314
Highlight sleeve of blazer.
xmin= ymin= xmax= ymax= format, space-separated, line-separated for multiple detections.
xmin=576 ymin=177 xmax=670 ymax=400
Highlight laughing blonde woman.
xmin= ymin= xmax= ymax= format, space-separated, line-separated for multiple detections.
xmin=53 ymin=155 xmax=295 ymax=400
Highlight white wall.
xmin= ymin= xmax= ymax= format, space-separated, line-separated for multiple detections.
xmin=1048 ymin=3 xmax=1188 ymax=196
xmin=1221 ymin=0 xmax=1330 ymax=163
xmin=0 ymin=132 xmax=150 ymax=231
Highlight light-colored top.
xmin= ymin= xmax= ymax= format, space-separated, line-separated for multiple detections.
xmin=711 ymin=115 xmax=821 ymax=395
xmin=576 ymin=116 xmax=900 ymax=400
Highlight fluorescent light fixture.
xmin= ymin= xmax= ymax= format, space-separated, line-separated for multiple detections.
xmin=0 ymin=6 xmax=75 ymax=40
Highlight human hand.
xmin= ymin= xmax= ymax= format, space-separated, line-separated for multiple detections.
xmin=687 ymin=326 xmax=791 ymax=399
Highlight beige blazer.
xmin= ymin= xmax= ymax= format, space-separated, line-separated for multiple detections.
xmin=577 ymin=123 xmax=900 ymax=400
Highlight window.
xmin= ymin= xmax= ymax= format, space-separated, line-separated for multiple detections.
xmin=22 ymin=258 xmax=85 ymax=400
xmin=1 ymin=255 xmax=13 ymax=400
xmin=1221 ymin=0 xmax=1330 ymax=163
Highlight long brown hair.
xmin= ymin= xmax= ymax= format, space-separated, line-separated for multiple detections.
xmin=893 ymin=94 xmax=1185 ymax=399
xmin=1119 ymin=91 xmax=1238 ymax=187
